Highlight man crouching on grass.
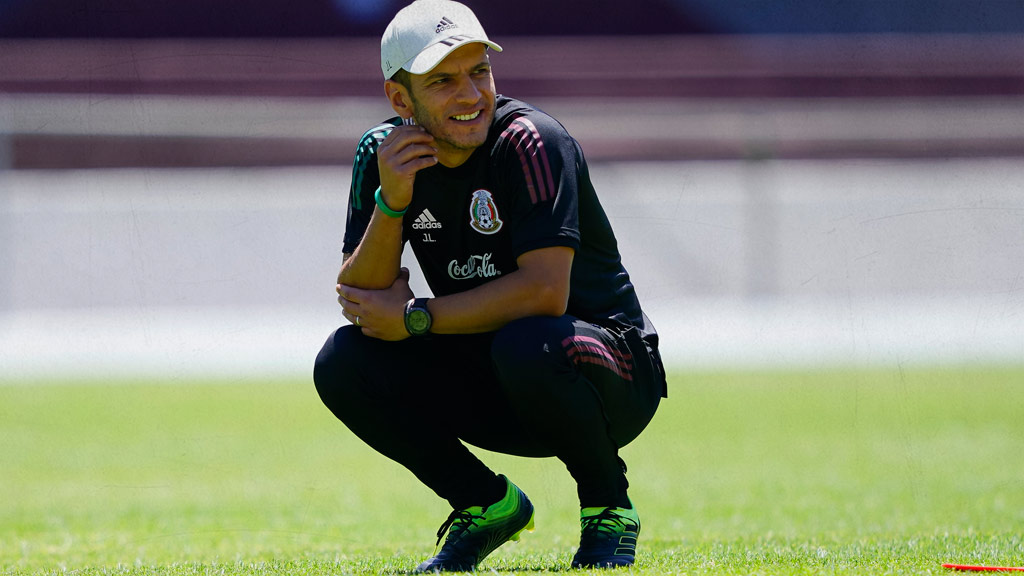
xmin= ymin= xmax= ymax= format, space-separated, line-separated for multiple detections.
xmin=313 ymin=0 xmax=667 ymax=571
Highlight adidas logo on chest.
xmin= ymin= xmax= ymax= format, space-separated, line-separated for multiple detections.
xmin=412 ymin=209 xmax=443 ymax=230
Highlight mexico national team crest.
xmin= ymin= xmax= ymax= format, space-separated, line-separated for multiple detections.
xmin=469 ymin=189 xmax=503 ymax=235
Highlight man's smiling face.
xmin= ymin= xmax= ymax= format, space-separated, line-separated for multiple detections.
xmin=401 ymin=43 xmax=496 ymax=167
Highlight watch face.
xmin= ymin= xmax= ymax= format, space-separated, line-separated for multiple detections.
xmin=408 ymin=309 xmax=430 ymax=333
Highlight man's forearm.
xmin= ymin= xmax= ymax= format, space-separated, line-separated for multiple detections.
xmin=337 ymin=209 xmax=405 ymax=290
xmin=341 ymin=123 xmax=436 ymax=290
xmin=428 ymin=275 xmax=562 ymax=334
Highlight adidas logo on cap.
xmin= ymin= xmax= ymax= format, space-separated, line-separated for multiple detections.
xmin=436 ymin=16 xmax=457 ymax=33
xmin=413 ymin=209 xmax=443 ymax=230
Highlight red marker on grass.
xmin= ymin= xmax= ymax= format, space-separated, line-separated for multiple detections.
xmin=944 ymin=564 xmax=1024 ymax=572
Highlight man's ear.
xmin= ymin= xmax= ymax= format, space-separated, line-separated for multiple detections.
xmin=384 ymin=80 xmax=415 ymax=120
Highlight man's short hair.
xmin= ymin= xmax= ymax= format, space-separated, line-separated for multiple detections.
xmin=389 ymin=69 xmax=412 ymax=90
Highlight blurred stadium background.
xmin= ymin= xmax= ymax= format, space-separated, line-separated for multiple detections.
xmin=1 ymin=0 xmax=1023 ymax=380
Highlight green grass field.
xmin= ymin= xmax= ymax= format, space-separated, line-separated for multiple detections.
xmin=2 ymin=366 xmax=1022 ymax=575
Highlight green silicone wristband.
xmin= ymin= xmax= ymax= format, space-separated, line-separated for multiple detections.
xmin=374 ymin=186 xmax=408 ymax=218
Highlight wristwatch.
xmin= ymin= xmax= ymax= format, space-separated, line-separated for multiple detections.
xmin=404 ymin=297 xmax=432 ymax=336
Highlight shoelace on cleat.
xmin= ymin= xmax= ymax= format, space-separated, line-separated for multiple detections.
xmin=434 ymin=508 xmax=484 ymax=548
xmin=580 ymin=508 xmax=633 ymax=541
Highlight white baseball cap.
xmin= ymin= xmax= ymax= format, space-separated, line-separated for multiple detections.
xmin=380 ymin=0 xmax=503 ymax=79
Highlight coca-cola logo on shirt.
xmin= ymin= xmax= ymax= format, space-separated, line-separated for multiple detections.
xmin=448 ymin=253 xmax=501 ymax=280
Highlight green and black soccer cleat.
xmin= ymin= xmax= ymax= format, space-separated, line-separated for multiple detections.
xmin=414 ymin=475 xmax=535 ymax=573
xmin=570 ymin=503 xmax=641 ymax=569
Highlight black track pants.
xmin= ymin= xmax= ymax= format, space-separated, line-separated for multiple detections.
xmin=313 ymin=315 xmax=665 ymax=510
